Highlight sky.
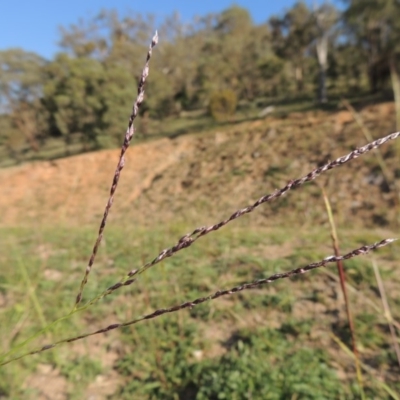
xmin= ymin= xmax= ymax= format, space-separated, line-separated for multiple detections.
xmin=0 ymin=0 xmax=343 ymax=60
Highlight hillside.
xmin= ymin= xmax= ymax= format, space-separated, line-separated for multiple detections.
xmin=1 ymin=102 xmax=399 ymax=230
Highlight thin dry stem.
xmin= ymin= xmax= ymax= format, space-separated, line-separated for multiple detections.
xmin=89 ymin=131 xmax=400 ymax=303
xmin=321 ymin=186 xmax=364 ymax=392
xmin=2 ymin=238 xmax=395 ymax=366
xmin=73 ymin=32 xmax=158 ymax=308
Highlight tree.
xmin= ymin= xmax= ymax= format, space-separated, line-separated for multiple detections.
xmin=194 ymin=6 xmax=272 ymax=103
xmin=343 ymin=0 xmax=400 ymax=93
xmin=43 ymin=54 xmax=106 ymax=150
xmin=0 ymin=49 xmax=47 ymax=152
xmin=270 ymin=2 xmax=314 ymax=94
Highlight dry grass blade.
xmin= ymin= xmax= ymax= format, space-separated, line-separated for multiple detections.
xmin=322 ymin=269 xmax=400 ymax=331
xmin=73 ymin=31 xmax=159 ymax=308
xmin=372 ymin=260 xmax=400 ymax=368
xmin=1 ymin=238 xmax=395 ymax=366
xmin=331 ymin=333 xmax=400 ymax=400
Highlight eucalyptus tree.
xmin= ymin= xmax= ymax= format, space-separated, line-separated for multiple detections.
xmin=269 ymin=2 xmax=315 ymax=95
xmin=42 ymin=54 xmax=107 ymax=151
xmin=343 ymin=0 xmax=400 ymax=92
xmin=195 ymin=6 xmax=271 ymax=103
xmin=0 ymin=49 xmax=47 ymax=151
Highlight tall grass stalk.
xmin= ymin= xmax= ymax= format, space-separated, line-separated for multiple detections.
xmin=100 ymin=130 xmax=400 ymax=300
xmin=73 ymin=31 xmax=159 ymax=309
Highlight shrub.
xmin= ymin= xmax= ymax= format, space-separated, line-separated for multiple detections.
xmin=208 ymin=89 xmax=238 ymax=121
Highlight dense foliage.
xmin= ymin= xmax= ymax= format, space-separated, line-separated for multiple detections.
xmin=1 ymin=1 xmax=400 ymax=156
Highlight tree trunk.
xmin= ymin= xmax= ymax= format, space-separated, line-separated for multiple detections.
xmin=316 ymin=35 xmax=329 ymax=103
xmin=319 ymin=65 xmax=328 ymax=103
xmin=295 ymin=65 xmax=304 ymax=93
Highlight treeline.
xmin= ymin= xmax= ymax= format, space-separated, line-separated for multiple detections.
xmin=1 ymin=0 xmax=400 ymax=155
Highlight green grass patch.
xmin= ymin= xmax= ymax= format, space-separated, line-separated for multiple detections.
xmin=0 ymin=224 xmax=399 ymax=398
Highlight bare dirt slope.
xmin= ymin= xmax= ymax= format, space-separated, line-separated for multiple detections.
xmin=1 ymin=102 xmax=398 ymax=229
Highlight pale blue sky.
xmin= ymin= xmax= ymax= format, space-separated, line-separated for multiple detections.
xmin=0 ymin=0 xmax=343 ymax=60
